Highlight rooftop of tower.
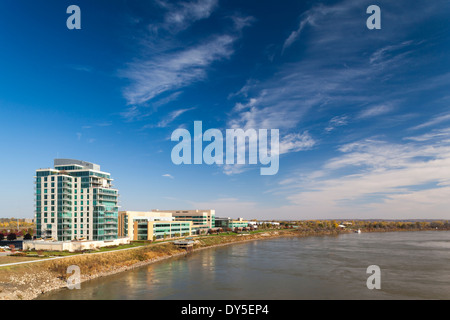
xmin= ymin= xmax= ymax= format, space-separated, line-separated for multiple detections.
xmin=54 ymin=159 xmax=101 ymax=171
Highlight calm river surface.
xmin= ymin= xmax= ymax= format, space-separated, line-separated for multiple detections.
xmin=38 ymin=231 xmax=450 ymax=300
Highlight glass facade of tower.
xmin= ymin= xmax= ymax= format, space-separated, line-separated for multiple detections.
xmin=35 ymin=160 xmax=119 ymax=241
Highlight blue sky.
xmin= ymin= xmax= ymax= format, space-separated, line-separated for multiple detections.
xmin=1 ymin=0 xmax=450 ymax=220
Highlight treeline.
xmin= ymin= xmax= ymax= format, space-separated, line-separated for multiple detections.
xmin=272 ymin=220 xmax=450 ymax=231
xmin=0 ymin=218 xmax=35 ymax=230
xmin=0 ymin=228 xmax=34 ymax=241
xmin=349 ymin=220 xmax=450 ymax=230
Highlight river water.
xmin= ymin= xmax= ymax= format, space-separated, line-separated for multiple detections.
xmin=38 ymin=231 xmax=450 ymax=300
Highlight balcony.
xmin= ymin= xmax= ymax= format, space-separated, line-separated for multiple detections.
xmin=104 ymin=226 xmax=118 ymax=231
xmin=59 ymin=213 xmax=72 ymax=218
xmin=96 ymin=189 xmax=118 ymax=195
xmin=90 ymin=178 xmax=102 ymax=185
xmin=60 ymin=188 xmax=72 ymax=194
xmin=96 ymin=195 xmax=118 ymax=201
xmin=104 ymin=213 xmax=117 ymax=219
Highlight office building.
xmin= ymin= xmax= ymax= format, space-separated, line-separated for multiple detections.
xmin=118 ymin=211 xmax=192 ymax=240
xmin=215 ymin=217 xmax=249 ymax=230
xmin=152 ymin=209 xmax=215 ymax=234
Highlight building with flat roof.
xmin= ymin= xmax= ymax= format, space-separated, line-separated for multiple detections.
xmin=35 ymin=159 xmax=119 ymax=241
xmin=118 ymin=211 xmax=192 ymax=240
xmin=215 ymin=217 xmax=249 ymax=230
xmin=152 ymin=209 xmax=215 ymax=234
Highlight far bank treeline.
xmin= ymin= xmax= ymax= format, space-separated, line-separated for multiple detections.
xmin=266 ymin=220 xmax=450 ymax=232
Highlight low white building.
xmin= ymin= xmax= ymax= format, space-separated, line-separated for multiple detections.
xmin=257 ymin=221 xmax=280 ymax=226
xmin=23 ymin=237 xmax=130 ymax=252
xmin=247 ymin=221 xmax=258 ymax=228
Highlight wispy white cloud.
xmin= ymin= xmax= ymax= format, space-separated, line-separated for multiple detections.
xmin=159 ymin=107 xmax=195 ymax=127
xmin=152 ymin=91 xmax=183 ymax=109
xmin=153 ymin=0 xmax=218 ymax=34
xmin=279 ymin=132 xmax=316 ymax=155
xmin=410 ymin=112 xmax=450 ymax=130
xmin=276 ymin=132 xmax=450 ymax=219
xmin=369 ymin=41 xmax=414 ymax=65
xmin=325 ymin=115 xmax=349 ymax=132
xmin=405 ymin=127 xmax=450 ymax=142
xmin=120 ymin=106 xmax=141 ymax=122
xmin=357 ymin=104 xmax=394 ymax=119
xmin=230 ymin=14 xmax=256 ymax=31
xmin=162 ymin=173 xmax=174 ymax=179
xmin=143 ymin=107 xmax=195 ymax=129
xmin=123 ymin=35 xmax=236 ymax=106
xmin=122 ymin=1 xmax=254 ymax=108
xmin=216 ymin=131 xmax=315 ymax=176
xmin=281 ymin=0 xmax=375 ymax=53
xmin=228 ymin=0 xmax=444 ymax=154
xmin=222 ymin=164 xmax=250 ymax=176
xmin=282 ymin=4 xmax=330 ymax=53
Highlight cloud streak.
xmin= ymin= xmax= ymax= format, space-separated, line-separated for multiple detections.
xmin=123 ymin=35 xmax=236 ymax=106
xmin=121 ymin=1 xmax=254 ymax=109
xmin=153 ymin=0 xmax=218 ymax=34
xmin=276 ymin=131 xmax=450 ymax=219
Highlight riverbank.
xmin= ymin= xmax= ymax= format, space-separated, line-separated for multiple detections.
xmin=0 ymin=229 xmax=343 ymax=300
xmin=0 ymin=226 xmax=445 ymax=300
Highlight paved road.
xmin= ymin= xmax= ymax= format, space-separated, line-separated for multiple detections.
xmin=0 ymin=240 xmax=180 ymax=268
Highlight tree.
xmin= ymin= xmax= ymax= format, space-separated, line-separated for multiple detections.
xmin=7 ymin=233 xmax=17 ymax=241
xmin=0 ymin=233 xmax=4 ymax=241
xmin=24 ymin=233 xmax=32 ymax=240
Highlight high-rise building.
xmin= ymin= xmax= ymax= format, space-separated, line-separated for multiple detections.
xmin=35 ymin=159 xmax=119 ymax=241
